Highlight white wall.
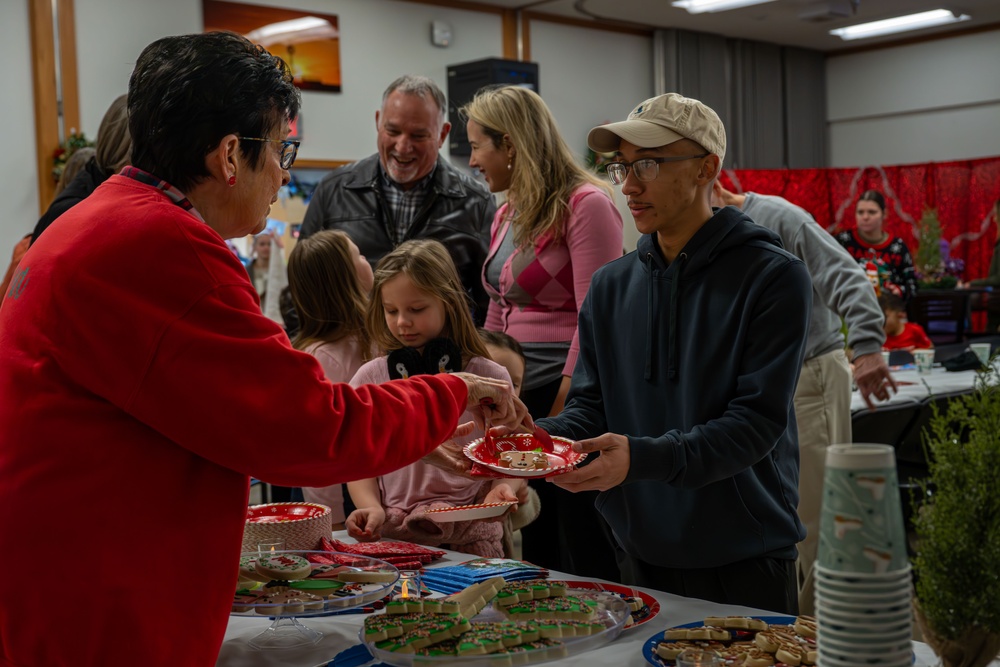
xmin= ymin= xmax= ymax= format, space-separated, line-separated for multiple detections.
xmin=1 ymin=0 xmax=503 ymax=248
xmin=529 ymin=20 xmax=653 ymax=252
xmin=1 ymin=0 xmax=41 ymax=243
xmin=74 ymin=0 xmax=503 ymax=164
xmin=2 ymin=0 xmax=655 ymax=251
xmin=827 ymin=29 xmax=1000 ymax=167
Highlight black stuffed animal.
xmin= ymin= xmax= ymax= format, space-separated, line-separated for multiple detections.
xmin=386 ymin=338 xmax=462 ymax=379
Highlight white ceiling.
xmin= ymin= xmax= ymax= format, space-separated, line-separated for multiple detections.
xmin=463 ymin=0 xmax=1000 ymax=52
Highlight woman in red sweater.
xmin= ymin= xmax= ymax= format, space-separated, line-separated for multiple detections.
xmin=0 ymin=32 xmax=528 ymax=667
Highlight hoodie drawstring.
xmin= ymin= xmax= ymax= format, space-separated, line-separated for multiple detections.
xmin=667 ymin=253 xmax=686 ymax=381
xmin=644 ymin=253 xmax=654 ymax=380
xmin=644 ymin=251 xmax=686 ymax=382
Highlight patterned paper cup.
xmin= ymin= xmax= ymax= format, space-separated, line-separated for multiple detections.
xmin=816 ymin=578 xmax=912 ymax=595
xmin=816 ymin=562 xmax=912 ymax=582
xmin=914 ymin=348 xmax=934 ymax=375
xmin=819 ymin=632 xmax=912 ymax=653
xmin=818 ymin=444 xmax=908 ymax=574
xmin=816 ymin=601 xmax=912 ymax=623
xmin=816 ymin=581 xmax=912 ymax=605
xmin=819 ymin=614 xmax=911 ymax=633
xmin=816 ymin=599 xmax=913 ymax=621
xmin=819 ymin=648 xmax=912 ymax=667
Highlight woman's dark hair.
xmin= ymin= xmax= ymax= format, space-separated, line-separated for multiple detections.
xmin=127 ymin=31 xmax=300 ymax=192
xmin=858 ymin=190 xmax=886 ymax=213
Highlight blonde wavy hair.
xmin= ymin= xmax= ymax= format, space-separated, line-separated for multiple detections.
xmin=461 ymin=85 xmax=609 ymax=247
xmin=288 ymin=230 xmax=372 ymax=360
xmin=366 ymin=239 xmax=490 ymax=368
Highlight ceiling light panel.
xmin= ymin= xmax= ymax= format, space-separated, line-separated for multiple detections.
xmin=830 ymin=9 xmax=971 ymax=40
xmin=672 ymin=0 xmax=778 ymax=14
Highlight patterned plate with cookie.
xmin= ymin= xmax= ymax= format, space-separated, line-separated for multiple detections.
xmin=464 ymin=434 xmax=587 ymax=478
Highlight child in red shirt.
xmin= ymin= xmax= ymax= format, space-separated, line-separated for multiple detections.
xmin=880 ymin=293 xmax=933 ymax=351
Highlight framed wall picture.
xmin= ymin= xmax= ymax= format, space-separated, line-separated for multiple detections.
xmin=203 ymin=0 xmax=342 ymax=93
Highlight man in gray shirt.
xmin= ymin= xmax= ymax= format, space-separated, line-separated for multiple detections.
xmin=713 ymin=183 xmax=896 ymax=615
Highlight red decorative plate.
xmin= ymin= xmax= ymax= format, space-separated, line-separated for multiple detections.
xmin=464 ymin=433 xmax=587 ymax=478
xmin=246 ymin=502 xmax=329 ymax=524
xmin=564 ymin=580 xmax=660 ymax=630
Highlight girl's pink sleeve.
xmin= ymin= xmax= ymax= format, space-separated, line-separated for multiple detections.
xmin=561 ymin=189 xmax=624 ymax=376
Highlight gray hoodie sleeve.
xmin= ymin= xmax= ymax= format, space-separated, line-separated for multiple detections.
xmin=743 ymin=193 xmax=885 ymax=359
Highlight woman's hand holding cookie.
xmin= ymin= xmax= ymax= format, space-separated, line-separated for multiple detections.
xmin=452 ymin=372 xmax=533 ymax=433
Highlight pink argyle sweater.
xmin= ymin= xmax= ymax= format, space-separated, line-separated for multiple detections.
xmin=482 ymin=183 xmax=623 ymax=376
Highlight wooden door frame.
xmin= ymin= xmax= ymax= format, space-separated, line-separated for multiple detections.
xmin=28 ymin=0 xmax=80 ymax=215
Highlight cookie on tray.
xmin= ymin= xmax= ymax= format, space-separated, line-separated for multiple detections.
xmin=337 ymin=567 xmax=397 ymax=584
xmin=655 ymin=640 xmax=728 ymax=661
xmin=663 ymin=626 xmax=730 ymax=641
xmin=497 ymin=595 xmax=596 ymax=622
xmin=703 ymin=615 xmax=768 ymax=631
xmin=254 ymin=553 xmax=312 ymax=581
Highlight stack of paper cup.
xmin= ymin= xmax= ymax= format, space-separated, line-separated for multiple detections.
xmin=816 ymin=444 xmax=912 ymax=666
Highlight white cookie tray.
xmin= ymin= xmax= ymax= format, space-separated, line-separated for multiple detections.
xmin=232 ymin=550 xmax=399 ymax=618
xmin=362 ymin=588 xmax=630 ymax=667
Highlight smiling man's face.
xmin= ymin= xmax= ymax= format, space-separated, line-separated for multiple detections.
xmin=376 ymin=90 xmax=450 ymax=190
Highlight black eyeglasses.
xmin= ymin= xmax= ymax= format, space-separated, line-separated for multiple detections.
xmin=239 ymin=137 xmax=300 ymax=170
xmin=605 ymin=154 xmax=709 ymax=185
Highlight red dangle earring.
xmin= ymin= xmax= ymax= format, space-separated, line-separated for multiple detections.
xmin=228 ymin=174 xmax=237 ymax=186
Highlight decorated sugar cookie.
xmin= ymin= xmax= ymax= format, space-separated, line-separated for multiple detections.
xmin=254 ymin=553 xmax=312 ymax=581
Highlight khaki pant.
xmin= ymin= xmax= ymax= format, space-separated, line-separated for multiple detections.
xmin=793 ymin=348 xmax=852 ymax=615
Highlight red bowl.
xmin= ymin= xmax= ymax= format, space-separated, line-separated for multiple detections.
xmin=246 ymin=502 xmax=329 ymax=524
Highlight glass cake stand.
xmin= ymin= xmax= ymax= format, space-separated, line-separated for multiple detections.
xmin=363 ymin=586 xmax=630 ymax=666
xmin=233 ymin=549 xmax=399 ymax=650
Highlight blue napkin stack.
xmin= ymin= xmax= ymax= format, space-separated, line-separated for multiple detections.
xmin=421 ymin=558 xmax=548 ymax=594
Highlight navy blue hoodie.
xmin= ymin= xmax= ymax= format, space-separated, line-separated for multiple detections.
xmin=539 ymin=205 xmax=811 ymax=569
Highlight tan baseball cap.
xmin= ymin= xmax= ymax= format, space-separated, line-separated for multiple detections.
xmin=588 ymin=93 xmax=726 ymax=163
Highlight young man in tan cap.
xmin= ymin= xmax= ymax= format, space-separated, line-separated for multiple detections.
xmin=536 ymin=93 xmax=812 ymax=614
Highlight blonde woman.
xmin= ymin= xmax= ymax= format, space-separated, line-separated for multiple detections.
xmin=462 ymin=85 xmax=623 ymax=579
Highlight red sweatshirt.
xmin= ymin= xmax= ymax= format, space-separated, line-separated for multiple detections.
xmin=0 ymin=175 xmax=467 ymax=666
xmin=883 ymin=321 xmax=933 ymax=351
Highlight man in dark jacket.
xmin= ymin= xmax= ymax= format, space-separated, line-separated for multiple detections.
xmin=538 ymin=93 xmax=812 ymax=614
xmin=299 ymin=75 xmax=495 ymax=323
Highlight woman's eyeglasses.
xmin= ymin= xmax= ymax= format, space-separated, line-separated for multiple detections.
xmin=239 ymin=137 xmax=300 ymax=170
xmin=605 ymin=154 xmax=709 ymax=185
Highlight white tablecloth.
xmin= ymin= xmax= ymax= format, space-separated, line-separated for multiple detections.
xmin=851 ymin=365 xmax=981 ymax=414
xmin=216 ymin=534 xmax=959 ymax=667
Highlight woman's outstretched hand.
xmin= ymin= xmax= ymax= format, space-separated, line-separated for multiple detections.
xmin=451 ymin=372 xmax=533 ymax=433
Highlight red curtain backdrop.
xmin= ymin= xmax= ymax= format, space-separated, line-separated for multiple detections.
xmin=719 ymin=156 xmax=1000 ymax=282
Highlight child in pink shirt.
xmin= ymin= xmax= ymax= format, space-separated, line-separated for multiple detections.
xmin=346 ymin=240 xmax=523 ymax=557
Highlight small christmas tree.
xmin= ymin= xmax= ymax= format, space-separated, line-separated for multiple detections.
xmin=916 ymin=207 xmax=956 ymax=288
